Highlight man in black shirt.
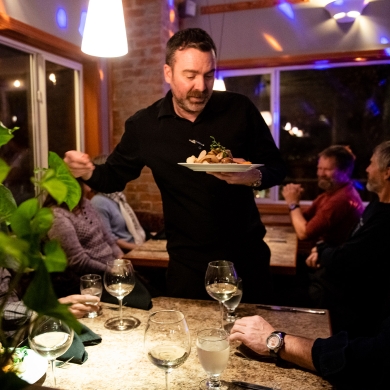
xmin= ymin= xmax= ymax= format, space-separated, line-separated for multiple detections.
xmin=64 ymin=28 xmax=286 ymax=303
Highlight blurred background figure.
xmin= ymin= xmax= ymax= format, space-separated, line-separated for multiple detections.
xmin=282 ymin=145 xmax=363 ymax=250
xmin=90 ymin=154 xmax=147 ymax=253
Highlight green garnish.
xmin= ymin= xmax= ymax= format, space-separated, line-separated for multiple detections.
xmin=209 ymin=136 xmax=232 ymax=158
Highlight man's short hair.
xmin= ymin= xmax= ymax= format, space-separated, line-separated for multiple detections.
xmin=373 ymin=141 xmax=390 ymax=171
xmin=319 ymin=145 xmax=356 ymax=176
xmin=165 ymin=28 xmax=216 ymax=67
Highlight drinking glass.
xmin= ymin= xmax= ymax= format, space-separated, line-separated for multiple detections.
xmin=223 ymin=277 xmax=243 ymax=323
xmin=197 ymin=328 xmax=230 ymax=390
xmin=28 ymin=316 xmax=74 ymax=388
xmin=104 ymin=259 xmax=138 ymax=331
xmin=144 ymin=310 xmax=191 ymax=390
xmin=80 ymin=273 xmax=103 ymax=318
xmin=205 ymin=261 xmax=238 ymax=328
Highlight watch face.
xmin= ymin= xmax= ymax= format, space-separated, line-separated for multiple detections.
xmin=267 ymin=334 xmax=281 ymax=349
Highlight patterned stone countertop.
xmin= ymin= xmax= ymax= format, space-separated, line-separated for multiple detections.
xmin=37 ymin=297 xmax=333 ymax=390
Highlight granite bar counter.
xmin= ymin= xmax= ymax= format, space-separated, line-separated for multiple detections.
xmin=39 ymin=297 xmax=332 ymax=390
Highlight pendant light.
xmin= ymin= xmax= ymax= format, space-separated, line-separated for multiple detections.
xmin=81 ymin=0 xmax=128 ymax=57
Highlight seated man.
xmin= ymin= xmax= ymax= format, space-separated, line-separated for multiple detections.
xmin=307 ymin=141 xmax=390 ymax=337
xmin=230 ymin=314 xmax=390 ymax=390
xmin=89 ymin=154 xmax=146 ymax=253
xmin=0 ymin=267 xmax=99 ymax=338
xmin=282 ymin=145 xmax=363 ymax=248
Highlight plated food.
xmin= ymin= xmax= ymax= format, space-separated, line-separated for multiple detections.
xmin=0 ymin=343 xmax=28 ymax=375
xmin=186 ymin=136 xmax=252 ymax=165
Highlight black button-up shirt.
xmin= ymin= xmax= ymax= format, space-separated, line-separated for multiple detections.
xmin=87 ymin=90 xmax=286 ymax=266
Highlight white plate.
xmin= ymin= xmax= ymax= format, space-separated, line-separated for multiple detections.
xmin=19 ymin=349 xmax=47 ymax=384
xmin=178 ymin=163 xmax=263 ymax=172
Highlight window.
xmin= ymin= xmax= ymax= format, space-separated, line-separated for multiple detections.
xmin=220 ymin=61 xmax=390 ymax=203
xmin=0 ymin=37 xmax=83 ymax=204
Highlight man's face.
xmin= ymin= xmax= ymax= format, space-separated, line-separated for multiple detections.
xmin=317 ymin=156 xmax=348 ymax=190
xmin=164 ymin=48 xmax=216 ymax=119
xmin=366 ymin=153 xmax=387 ymax=193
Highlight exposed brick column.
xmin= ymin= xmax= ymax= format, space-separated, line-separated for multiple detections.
xmin=108 ymin=0 xmax=178 ymax=230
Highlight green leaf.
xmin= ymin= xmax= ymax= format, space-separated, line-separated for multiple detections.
xmin=0 ymin=158 xmax=10 ymax=183
xmin=0 ymin=184 xmax=17 ymax=224
xmin=9 ymin=199 xmax=39 ymax=238
xmin=43 ymin=240 xmax=67 ymax=272
xmin=40 ymin=152 xmax=81 ymax=211
xmin=23 ymin=261 xmax=82 ymax=333
xmin=41 ymin=177 xmax=68 ymax=204
xmin=30 ymin=207 xmax=53 ymax=237
xmin=0 ymin=232 xmax=29 ymax=269
xmin=0 ymin=122 xmax=19 ymax=147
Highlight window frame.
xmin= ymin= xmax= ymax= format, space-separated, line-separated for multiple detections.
xmin=219 ymin=59 xmax=390 ymax=204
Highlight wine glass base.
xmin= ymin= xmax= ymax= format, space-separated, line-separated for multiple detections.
xmin=84 ymin=309 xmax=102 ymax=318
xmin=104 ymin=316 xmax=140 ymax=331
xmin=199 ymin=379 xmax=230 ymax=390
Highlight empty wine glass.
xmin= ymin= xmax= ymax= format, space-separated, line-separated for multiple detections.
xmin=223 ymin=277 xmax=243 ymax=323
xmin=197 ymin=328 xmax=230 ymax=390
xmin=104 ymin=259 xmax=139 ymax=331
xmin=205 ymin=261 xmax=238 ymax=328
xmin=28 ymin=315 xmax=74 ymax=388
xmin=144 ymin=310 xmax=191 ymax=390
xmin=80 ymin=274 xmax=103 ymax=318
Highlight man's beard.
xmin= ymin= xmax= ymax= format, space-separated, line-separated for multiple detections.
xmin=366 ymin=178 xmax=380 ymax=193
xmin=173 ymin=90 xmax=211 ymax=114
xmin=318 ymin=177 xmax=333 ymax=190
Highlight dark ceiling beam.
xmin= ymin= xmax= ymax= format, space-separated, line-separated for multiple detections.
xmin=200 ymin=0 xmax=309 ymax=15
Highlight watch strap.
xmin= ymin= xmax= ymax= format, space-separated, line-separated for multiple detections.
xmin=288 ymin=203 xmax=300 ymax=211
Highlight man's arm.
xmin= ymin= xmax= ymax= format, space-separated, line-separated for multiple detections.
xmin=229 ymin=316 xmax=316 ymax=371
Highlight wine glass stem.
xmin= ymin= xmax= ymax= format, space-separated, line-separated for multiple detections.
xmin=118 ymin=298 xmax=123 ymax=326
xmin=165 ymin=371 xmax=170 ymax=390
xmin=219 ymin=301 xmax=224 ymax=328
xmin=50 ymin=359 xmax=56 ymax=387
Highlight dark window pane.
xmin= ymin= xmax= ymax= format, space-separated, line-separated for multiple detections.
xmin=280 ymin=65 xmax=390 ymax=202
xmin=46 ymin=61 xmax=77 ymax=157
xmin=0 ymin=43 xmax=34 ymax=204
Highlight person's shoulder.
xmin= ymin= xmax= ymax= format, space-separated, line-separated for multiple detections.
xmin=125 ymin=97 xmax=164 ymax=123
xmin=212 ymin=90 xmax=252 ymax=105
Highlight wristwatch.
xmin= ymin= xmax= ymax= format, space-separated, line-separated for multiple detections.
xmin=250 ymin=169 xmax=262 ymax=188
xmin=266 ymin=331 xmax=286 ymax=358
xmin=288 ymin=203 xmax=300 ymax=211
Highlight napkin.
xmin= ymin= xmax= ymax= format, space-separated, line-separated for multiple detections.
xmin=57 ymin=324 xmax=102 ymax=365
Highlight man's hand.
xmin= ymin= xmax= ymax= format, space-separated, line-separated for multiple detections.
xmin=58 ymin=294 xmax=100 ymax=319
xmin=229 ymin=315 xmax=275 ymax=355
xmin=306 ymin=247 xmax=319 ymax=269
xmin=282 ymin=183 xmax=303 ymax=205
xmin=64 ymin=151 xmax=95 ymax=180
xmin=207 ymin=168 xmax=260 ymax=186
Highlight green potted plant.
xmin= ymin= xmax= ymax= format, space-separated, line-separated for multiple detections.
xmin=0 ymin=121 xmax=83 ymax=388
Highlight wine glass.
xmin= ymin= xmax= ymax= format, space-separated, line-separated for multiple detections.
xmin=205 ymin=261 xmax=238 ymax=328
xmin=28 ymin=315 xmax=74 ymax=388
xmin=197 ymin=328 xmax=230 ymax=390
xmin=80 ymin=274 xmax=103 ymax=318
xmin=223 ymin=277 xmax=243 ymax=323
xmin=103 ymin=259 xmax=138 ymax=331
xmin=144 ymin=310 xmax=191 ymax=390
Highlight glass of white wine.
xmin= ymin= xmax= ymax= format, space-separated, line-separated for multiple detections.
xmin=197 ymin=328 xmax=230 ymax=390
xmin=144 ymin=310 xmax=191 ymax=390
xmin=104 ymin=259 xmax=139 ymax=331
xmin=28 ymin=315 xmax=74 ymax=388
xmin=205 ymin=261 xmax=238 ymax=328
xmin=80 ymin=274 xmax=103 ymax=318
xmin=223 ymin=277 xmax=243 ymax=323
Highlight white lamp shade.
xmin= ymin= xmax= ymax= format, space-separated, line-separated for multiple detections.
xmin=324 ymin=0 xmax=368 ymax=23
xmin=213 ymin=78 xmax=226 ymax=91
xmin=81 ymin=0 xmax=128 ymax=57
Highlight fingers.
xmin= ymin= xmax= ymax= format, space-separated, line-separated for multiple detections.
xmin=64 ymin=151 xmax=95 ymax=179
xmin=59 ymin=294 xmax=100 ymax=305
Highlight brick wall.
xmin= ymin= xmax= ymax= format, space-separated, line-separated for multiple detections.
xmin=109 ymin=0 xmax=179 ymax=230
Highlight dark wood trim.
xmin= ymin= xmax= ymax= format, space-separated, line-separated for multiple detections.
xmin=0 ymin=12 xmax=103 ymax=156
xmin=200 ymin=0 xmax=308 ymax=15
xmin=218 ymin=49 xmax=390 ymax=70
